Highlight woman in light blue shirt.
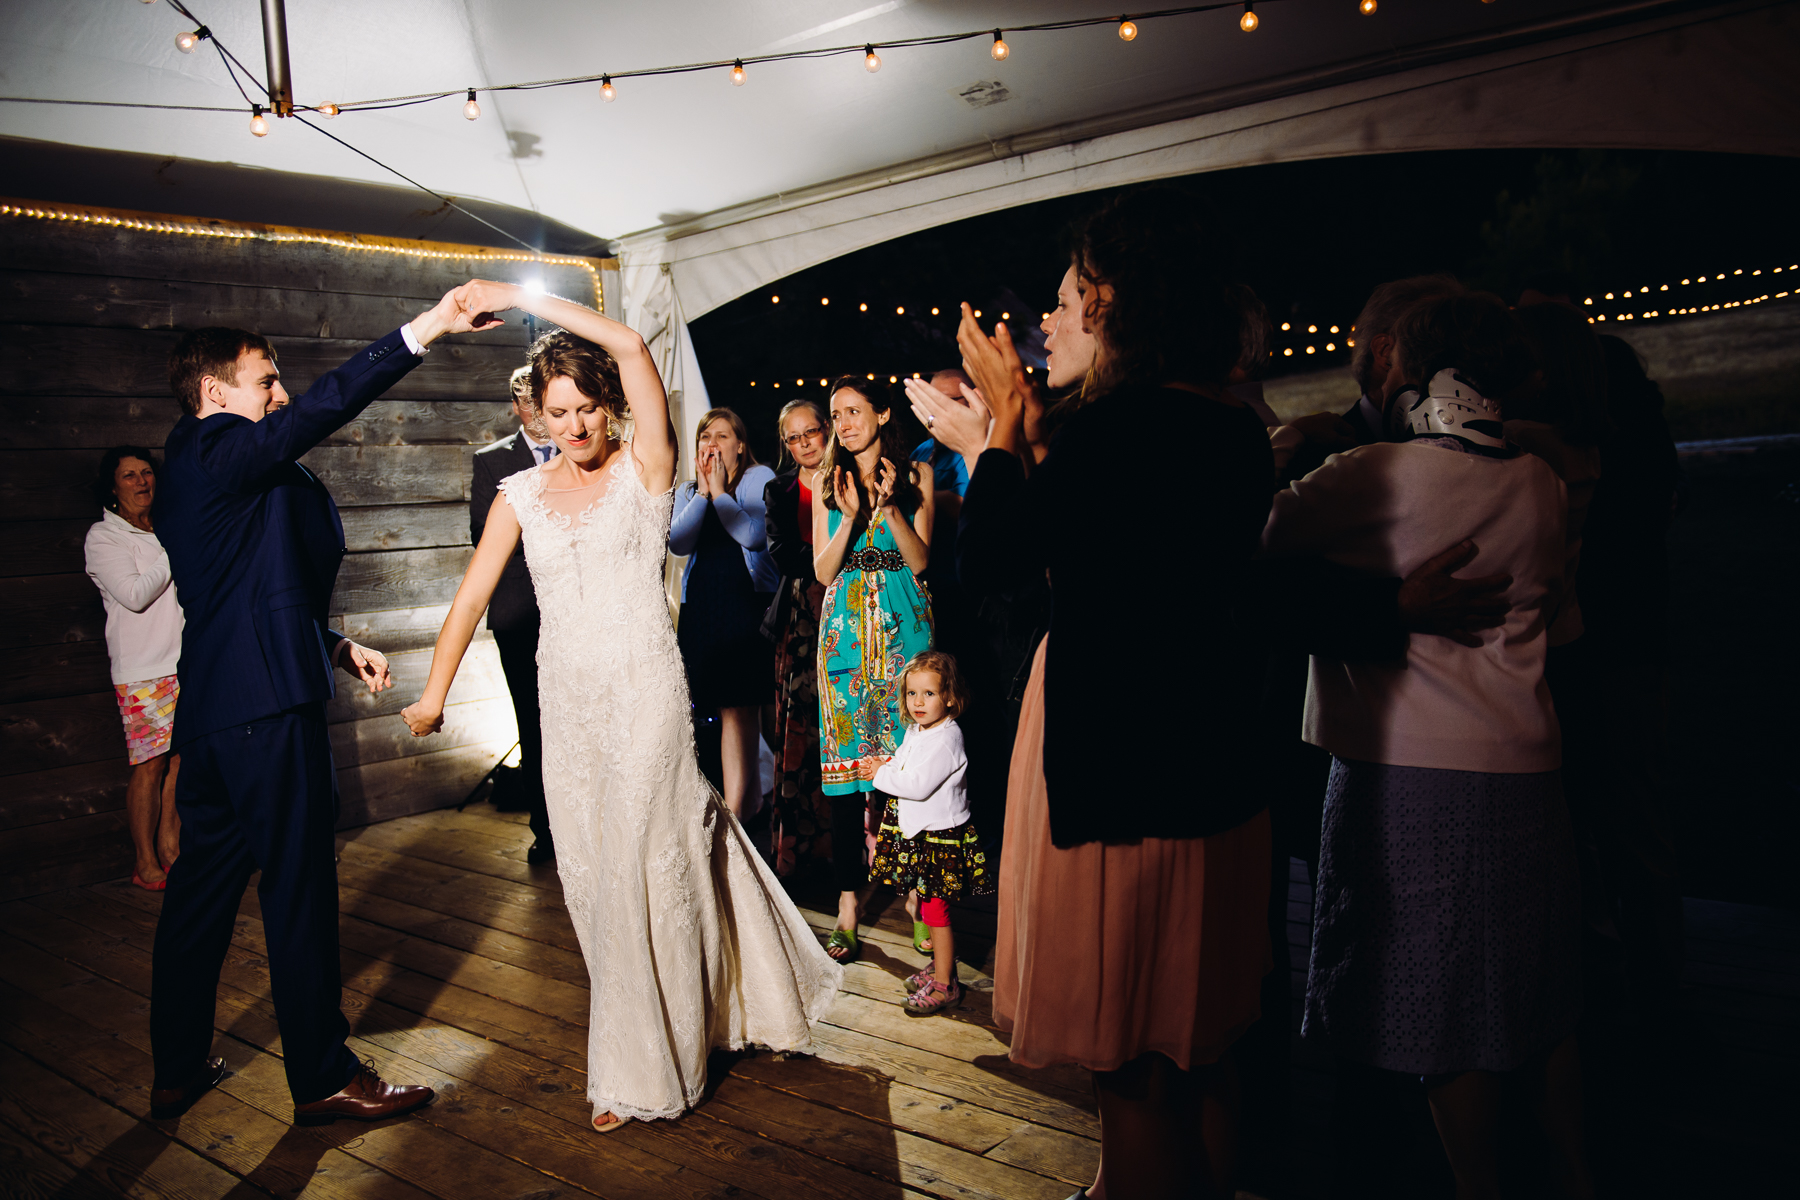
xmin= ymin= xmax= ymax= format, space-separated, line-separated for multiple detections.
xmin=670 ymin=407 xmax=778 ymax=818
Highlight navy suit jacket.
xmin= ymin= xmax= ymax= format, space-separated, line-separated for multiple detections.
xmin=156 ymin=329 xmax=424 ymax=747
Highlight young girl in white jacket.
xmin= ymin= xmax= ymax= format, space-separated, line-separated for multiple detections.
xmin=869 ymin=650 xmax=993 ymax=1015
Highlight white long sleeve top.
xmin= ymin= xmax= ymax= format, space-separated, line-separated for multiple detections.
xmin=1261 ymin=442 xmax=1567 ymax=774
xmin=872 ymin=718 xmax=970 ymax=839
xmin=84 ymin=509 xmax=185 ymax=684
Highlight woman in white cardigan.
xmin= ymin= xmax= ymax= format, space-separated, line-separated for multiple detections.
xmin=1262 ymin=294 xmax=1592 ymax=1199
xmin=84 ymin=446 xmax=185 ymax=890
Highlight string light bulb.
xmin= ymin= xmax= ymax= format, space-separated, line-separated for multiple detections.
xmin=731 ymin=59 xmax=746 ymax=86
xmin=600 ymin=75 xmax=615 ymax=102
xmin=1119 ymin=19 xmax=1138 ymax=41
xmin=175 ymin=27 xmax=206 ymax=53
xmin=1360 ymin=0 xmax=1377 ymax=13
xmin=462 ymin=89 xmax=481 ymax=120
xmin=316 ymin=102 xmax=339 ymax=118
xmin=865 ymin=45 xmax=881 ymax=72
xmin=249 ymin=105 xmax=269 ymax=137
xmin=1240 ymin=3 xmax=1258 ymax=32
xmin=991 ymin=30 xmax=1010 ymax=60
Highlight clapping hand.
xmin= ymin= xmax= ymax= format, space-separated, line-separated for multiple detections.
xmin=869 ymin=458 xmax=899 ymax=512
xmin=903 ymin=377 xmax=991 ymax=460
xmin=834 ymin=467 xmax=863 ymax=522
xmin=955 ymin=304 xmax=1036 ymax=450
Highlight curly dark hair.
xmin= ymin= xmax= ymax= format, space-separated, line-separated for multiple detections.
xmin=818 ymin=376 xmax=922 ymax=514
xmin=1511 ymin=303 xmax=1615 ymax=448
xmin=92 ymin=445 xmax=161 ymax=512
xmin=1073 ymin=187 xmax=1240 ymax=398
xmin=526 ymin=330 xmax=624 ymax=417
xmin=1389 ymin=292 xmax=1535 ymax=406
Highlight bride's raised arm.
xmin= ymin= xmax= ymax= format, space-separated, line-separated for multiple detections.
xmin=454 ymin=280 xmax=677 ymax=492
xmin=401 ymin=496 xmax=522 ymax=736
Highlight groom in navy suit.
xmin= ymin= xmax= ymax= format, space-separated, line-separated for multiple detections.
xmin=148 ymin=287 xmax=497 ymax=1123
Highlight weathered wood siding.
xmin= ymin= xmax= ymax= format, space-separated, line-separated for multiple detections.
xmin=0 ymin=200 xmax=614 ymax=900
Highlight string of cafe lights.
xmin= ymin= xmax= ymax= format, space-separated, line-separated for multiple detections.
xmin=740 ymin=259 xmax=1798 ymax=387
xmin=0 ymin=201 xmax=606 ymax=310
xmin=11 ymin=0 xmax=1449 ymax=133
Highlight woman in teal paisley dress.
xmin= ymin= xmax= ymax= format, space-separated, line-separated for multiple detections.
xmin=813 ymin=375 xmax=935 ymax=960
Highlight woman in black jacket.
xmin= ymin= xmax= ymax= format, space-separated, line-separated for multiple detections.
xmin=959 ymin=188 xmax=1273 ymax=1200
xmin=762 ymin=399 xmax=832 ymax=877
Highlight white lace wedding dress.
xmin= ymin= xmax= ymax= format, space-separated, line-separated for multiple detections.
xmin=499 ymin=453 xmax=842 ymax=1123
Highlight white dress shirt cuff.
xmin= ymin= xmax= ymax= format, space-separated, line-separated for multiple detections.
xmin=400 ymin=322 xmax=430 ymax=357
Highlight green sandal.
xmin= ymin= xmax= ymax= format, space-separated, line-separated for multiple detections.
xmin=825 ymin=927 xmax=861 ymax=963
xmin=912 ymin=919 xmax=933 ymax=956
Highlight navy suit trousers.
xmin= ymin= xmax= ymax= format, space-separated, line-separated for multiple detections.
xmin=151 ymin=704 xmax=357 ymax=1104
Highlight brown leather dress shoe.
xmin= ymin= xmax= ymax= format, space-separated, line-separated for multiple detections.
xmin=150 ymin=1056 xmax=228 ymax=1120
xmin=292 ymin=1062 xmax=434 ymax=1126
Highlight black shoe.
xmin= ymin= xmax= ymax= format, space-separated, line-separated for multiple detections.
xmin=149 ymin=1056 xmax=228 ymax=1120
xmin=526 ymin=838 xmax=555 ymax=865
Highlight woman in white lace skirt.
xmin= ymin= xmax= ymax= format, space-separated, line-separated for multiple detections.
xmin=403 ymin=282 xmax=841 ymax=1132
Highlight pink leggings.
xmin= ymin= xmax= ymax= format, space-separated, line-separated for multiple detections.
xmin=919 ymin=898 xmax=951 ymax=927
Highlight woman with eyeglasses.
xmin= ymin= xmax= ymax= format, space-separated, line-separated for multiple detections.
xmin=762 ymin=399 xmax=832 ymax=876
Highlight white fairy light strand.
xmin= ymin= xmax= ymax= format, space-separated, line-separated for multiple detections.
xmin=0 ymin=202 xmax=605 ymax=311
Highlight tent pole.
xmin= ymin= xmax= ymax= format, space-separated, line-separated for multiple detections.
xmin=260 ymin=0 xmax=294 ymax=117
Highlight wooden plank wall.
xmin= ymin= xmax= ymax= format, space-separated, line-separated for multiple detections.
xmin=0 ymin=200 xmax=615 ymax=900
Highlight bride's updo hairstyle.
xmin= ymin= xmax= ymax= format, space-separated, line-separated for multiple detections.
xmin=1073 ymin=187 xmax=1239 ymax=400
xmin=526 ymin=330 xmax=625 ymax=417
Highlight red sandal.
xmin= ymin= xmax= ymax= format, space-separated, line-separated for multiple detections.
xmin=131 ymin=871 xmax=167 ymax=892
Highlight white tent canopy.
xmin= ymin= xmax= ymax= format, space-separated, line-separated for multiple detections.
xmin=5 ymin=0 xmax=1796 ymax=443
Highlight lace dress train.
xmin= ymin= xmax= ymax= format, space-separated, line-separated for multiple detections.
xmin=501 ymin=456 xmax=842 ymax=1122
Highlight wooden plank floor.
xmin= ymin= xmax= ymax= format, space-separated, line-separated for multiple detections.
xmin=0 ymin=801 xmax=1098 ymax=1200
xmin=3 ymin=800 xmax=1794 ymax=1199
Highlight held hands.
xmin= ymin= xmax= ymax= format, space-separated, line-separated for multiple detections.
xmin=903 ymin=377 xmax=992 ymax=460
xmin=1397 ymin=540 xmax=1513 ymax=648
xmin=400 ymin=700 xmax=444 ymax=737
xmin=411 ymin=283 xmax=508 ymax=346
xmin=333 ymin=640 xmax=394 ymax=694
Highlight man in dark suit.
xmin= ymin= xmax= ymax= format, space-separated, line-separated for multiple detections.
xmin=470 ymin=366 xmax=557 ymax=864
xmin=148 ymin=287 xmax=494 ymax=1125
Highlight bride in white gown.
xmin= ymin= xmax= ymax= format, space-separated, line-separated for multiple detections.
xmin=402 ymin=282 xmax=841 ymax=1131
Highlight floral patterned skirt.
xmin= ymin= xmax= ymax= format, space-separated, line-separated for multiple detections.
xmin=768 ymin=578 xmax=830 ymax=876
xmin=870 ymin=794 xmax=994 ymax=902
xmin=115 ymin=675 xmax=178 ymax=765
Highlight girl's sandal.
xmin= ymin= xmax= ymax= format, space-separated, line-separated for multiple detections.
xmin=593 ymin=1112 xmax=631 ymax=1134
xmin=903 ymin=967 xmax=935 ymax=994
xmin=903 ymin=977 xmax=962 ymax=1017
xmin=911 ymin=919 xmax=933 ymax=955
xmin=825 ymin=928 xmax=861 ymax=964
